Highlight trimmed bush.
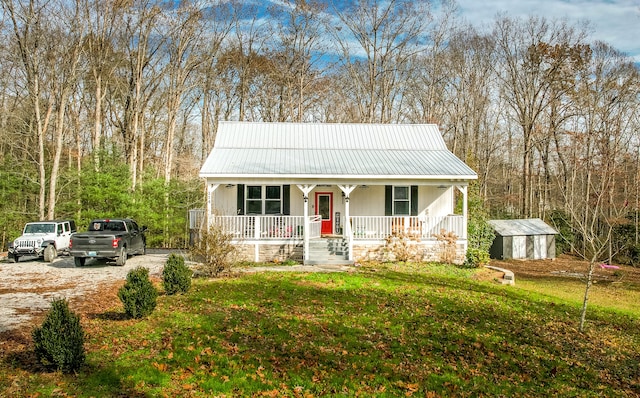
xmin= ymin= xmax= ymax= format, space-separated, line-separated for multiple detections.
xmin=163 ymin=253 xmax=192 ymax=295
xmin=464 ymin=247 xmax=491 ymax=268
xmin=118 ymin=267 xmax=158 ymax=319
xmin=32 ymin=298 xmax=85 ymax=372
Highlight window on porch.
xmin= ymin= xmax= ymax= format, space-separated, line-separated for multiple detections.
xmin=246 ymin=185 xmax=282 ymax=214
xmin=393 ymin=186 xmax=410 ymax=215
xmin=385 ymin=185 xmax=418 ymax=216
xmin=238 ymin=184 xmax=290 ymax=215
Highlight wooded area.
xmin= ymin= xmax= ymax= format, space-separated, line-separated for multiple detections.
xmin=0 ymin=0 xmax=638 ymax=259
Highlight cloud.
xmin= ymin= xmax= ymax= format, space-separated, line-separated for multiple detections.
xmin=457 ymin=0 xmax=640 ymax=62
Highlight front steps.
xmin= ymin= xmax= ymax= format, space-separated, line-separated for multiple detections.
xmin=305 ymin=237 xmax=353 ymax=265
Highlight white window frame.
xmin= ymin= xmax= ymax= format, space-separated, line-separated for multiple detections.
xmin=246 ymin=185 xmax=282 ymax=215
xmin=393 ymin=186 xmax=411 ymax=215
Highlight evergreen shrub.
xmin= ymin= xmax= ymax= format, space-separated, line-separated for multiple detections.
xmin=163 ymin=253 xmax=192 ymax=295
xmin=32 ymin=298 xmax=85 ymax=372
xmin=460 ymin=182 xmax=495 ymax=268
xmin=464 ymin=247 xmax=491 ymax=268
xmin=118 ymin=267 xmax=158 ymax=319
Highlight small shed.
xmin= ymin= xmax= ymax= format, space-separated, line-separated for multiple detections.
xmin=488 ymin=218 xmax=558 ymax=260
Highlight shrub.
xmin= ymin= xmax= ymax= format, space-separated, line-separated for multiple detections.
xmin=464 ymin=247 xmax=491 ymax=268
xmin=190 ymin=225 xmax=236 ymax=277
xmin=163 ymin=253 xmax=192 ymax=295
xmin=32 ymin=298 xmax=85 ymax=372
xmin=381 ymin=231 xmax=422 ymax=263
xmin=434 ymin=229 xmax=459 ymax=264
xmin=118 ymin=267 xmax=158 ymax=319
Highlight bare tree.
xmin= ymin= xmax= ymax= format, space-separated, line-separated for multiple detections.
xmin=555 ymin=42 xmax=639 ymax=331
xmin=267 ymin=0 xmax=328 ymax=122
xmin=2 ymin=0 xmax=53 ymax=219
xmin=45 ymin=1 xmax=85 ymax=219
xmin=159 ymin=2 xmax=205 ymax=185
xmin=492 ymin=15 xmax=588 ymax=217
xmin=111 ymin=0 xmax=164 ymax=190
xmin=81 ymin=0 xmax=127 ymax=172
xmin=195 ymin=1 xmax=233 ymax=160
xmin=331 ymin=0 xmax=433 ymax=123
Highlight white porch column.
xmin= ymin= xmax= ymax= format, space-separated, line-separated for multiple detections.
xmin=296 ymin=184 xmax=316 ymax=263
xmin=206 ymin=183 xmax=220 ymax=229
xmin=338 ymin=185 xmax=357 ymax=261
xmin=456 ymin=185 xmax=469 ymax=250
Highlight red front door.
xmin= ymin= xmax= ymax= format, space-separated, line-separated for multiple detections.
xmin=315 ymin=192 xmax=333 ymax=235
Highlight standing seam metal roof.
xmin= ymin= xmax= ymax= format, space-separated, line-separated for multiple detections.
xmin=199 ymin=122 xmax=477 ymax=179
xmin=488 ymin=219 xmax=559 ymax=236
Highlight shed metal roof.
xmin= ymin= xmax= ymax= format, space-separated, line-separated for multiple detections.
xmin=488 ymin=219 xmax=558 ymax=236
xmin=199 ymin=122 xmax=477 ymax=180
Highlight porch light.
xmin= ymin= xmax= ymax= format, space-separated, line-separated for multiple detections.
xmin=225 ymin=184 xmax=235 ymax=188
xmin=437 ymin=184 xmax=448 ymax=189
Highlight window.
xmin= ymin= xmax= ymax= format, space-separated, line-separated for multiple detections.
xmin=246 ymin=186 xmax=263 ymax=214
xmin=246 ymin=185 xmax=282 ymax=214
xmin=393 ymin=186 xmax=410 ymax=215
xmin=265 ymin=186 xmax=282 ymax=214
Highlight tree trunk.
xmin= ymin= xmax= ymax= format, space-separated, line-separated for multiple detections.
xmin=579 ymin=259 xmax=596 ymax=332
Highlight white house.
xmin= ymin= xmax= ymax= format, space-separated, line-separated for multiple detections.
xmin=197 ymin=121 xmax=477 ymax=265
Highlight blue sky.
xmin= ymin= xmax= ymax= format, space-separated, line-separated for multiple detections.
xmin=456 ymin=0 xmax=640 ymax=62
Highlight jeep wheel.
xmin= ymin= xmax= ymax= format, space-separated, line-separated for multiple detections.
xmin=74 ymin=257 xmax=86 ymax=267
xmin=43 ymin=245 xmax=56 ymax=262
xmin=115 ymin=247 xmax=127 ymax=266
xmin=11 ymin=254 xmax=19 ymax=263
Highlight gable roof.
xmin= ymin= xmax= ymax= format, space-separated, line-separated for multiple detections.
xmin=199 ymin=122 xmax=477 ymax=181
xmin=488 ymin=219 xmax=559 ymax=236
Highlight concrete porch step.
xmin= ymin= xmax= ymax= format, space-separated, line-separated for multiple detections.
xmin=305 ymin=259 xmax=354 ymax=266
xmin=306 ymin=237 xmax=351 ymax=265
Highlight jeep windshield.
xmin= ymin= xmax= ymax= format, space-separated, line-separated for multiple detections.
xmin=88 ymin=221 xmax=126 ymax=232
xmin=24 ymin=223 xmax=55 ymax=234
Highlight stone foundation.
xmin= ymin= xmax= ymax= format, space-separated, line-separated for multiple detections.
xmin=233 ymin=241 xmax=303 ymax=263
xmin=230 ymin=239 xmax=466 ymax=265
xmin=353 ymin=240 xmax=466 ymax=265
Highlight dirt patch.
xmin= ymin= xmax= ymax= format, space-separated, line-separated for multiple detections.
xmin=489 ymin=254 xmax=640 ymax=285
xmin=0 ymin=252 xmax=169 ymax=334
xmin=0 ymin=252 xmax=170 ymax=366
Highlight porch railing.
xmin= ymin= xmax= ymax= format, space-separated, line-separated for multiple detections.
xmin=350 ymin=215 xmax=465 ymax=240
xmin=189 ymin=209 xmax=205 ymax=230
xmin=210 ymin=215 xmax=321 ymax=240
xmin=188 ymin=211 xmax=464 ymax=241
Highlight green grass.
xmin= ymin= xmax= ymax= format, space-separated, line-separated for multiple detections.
xmin=2 ymin=263 xmax=640 ymax=397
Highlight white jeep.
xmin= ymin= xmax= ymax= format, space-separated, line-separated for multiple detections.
xmin=8 ymin=220 xmax=77 ymax=263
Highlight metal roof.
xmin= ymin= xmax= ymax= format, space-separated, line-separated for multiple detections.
xmin=488 ymin=219 xmax=558 ymax=236
xmin=200 ymin=122 xmax=477 ymax=180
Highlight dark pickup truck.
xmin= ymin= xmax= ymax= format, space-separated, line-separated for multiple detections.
xmin=69 ymin=218 xmax=146 ymax=267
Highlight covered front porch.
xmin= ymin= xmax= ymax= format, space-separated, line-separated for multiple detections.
xmin=194 ymin=182 xmax=469 ymax=264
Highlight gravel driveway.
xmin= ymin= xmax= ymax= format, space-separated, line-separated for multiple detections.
xmin=0 ymin=251 xmax=169 ymax=333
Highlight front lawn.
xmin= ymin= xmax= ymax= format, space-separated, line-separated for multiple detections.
xmin=2 ymin=263 xmax=639 ymax=397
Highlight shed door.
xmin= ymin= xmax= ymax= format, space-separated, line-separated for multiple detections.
xmin=512 ymin=236 xmax=526 ymax=259
xmin=315 ymin=193 xmax=333 ymax=235
xmin=533 ymin=235 xmax=547 ymax=259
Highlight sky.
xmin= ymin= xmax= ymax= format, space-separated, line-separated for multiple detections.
xmin=456 ymin=0 xmax=640 ymax=63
